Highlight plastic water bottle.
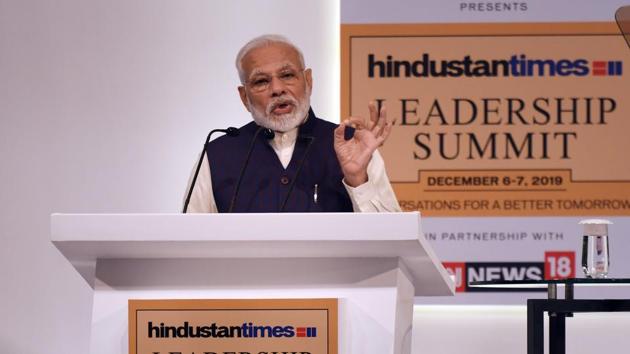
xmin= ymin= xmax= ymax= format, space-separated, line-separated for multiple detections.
xmin=580 ymin=219 xmax=612 ymax=278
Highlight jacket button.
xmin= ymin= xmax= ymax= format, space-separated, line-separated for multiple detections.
xmin=280 ymin=176 xmax=290 ymax=185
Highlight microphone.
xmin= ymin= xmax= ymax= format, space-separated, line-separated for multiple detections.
xmin=224 ymin=127 xmax=240 ymax=137
xmin=228 ymin=126 xmax=268 ymax=212
xmin=263 ymin=128 xmax=275 ymax=140
xmin=182 ymin=127 xmax=239 ymax=213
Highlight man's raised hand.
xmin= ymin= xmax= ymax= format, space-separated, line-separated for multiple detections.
xmin=333 ymin=102 xmax=392 ymax=187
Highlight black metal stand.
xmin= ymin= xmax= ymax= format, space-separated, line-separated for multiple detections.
xmin=527 ymin=296 xmax=630 ymax=354
xmin=469 ymin=278 xmax=630 ymax=354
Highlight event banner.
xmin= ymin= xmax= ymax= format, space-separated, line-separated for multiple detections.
xmin=341 ymin=22 xmax=630 ymax=303
xmin=342 ymin=23 xmax=629 ymax=217
xmin=129 ymin=299 xmax=337 ymax=354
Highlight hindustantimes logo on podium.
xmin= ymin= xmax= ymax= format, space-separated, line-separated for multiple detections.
xmin=146 ymin=321 xmax=318 ymax=339
xmin=129 ymin=299 xmax=336 ymax=354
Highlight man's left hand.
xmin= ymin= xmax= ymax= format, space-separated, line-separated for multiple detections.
xmin=334 ymin=102 xmax=392 ymax=187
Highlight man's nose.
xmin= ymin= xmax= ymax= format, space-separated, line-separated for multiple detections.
xmin=269 ymin=77 xmax=287 ymax=96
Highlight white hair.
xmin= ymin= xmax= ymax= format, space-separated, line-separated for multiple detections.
xmin=235 ymin=34 xmax=306 ymax=84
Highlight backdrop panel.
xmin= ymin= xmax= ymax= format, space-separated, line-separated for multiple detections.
xmin=341 ymin=16 xmax=630 ymax=304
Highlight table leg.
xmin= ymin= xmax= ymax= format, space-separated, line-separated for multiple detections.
xmin=548 ymin=313 xmax=566 ymax=354
xmin=527 ymin=300 xmax=544 ymax=354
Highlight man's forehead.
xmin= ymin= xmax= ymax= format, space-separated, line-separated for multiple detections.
xmin=241 ymin=43 xmax=303 ymax=76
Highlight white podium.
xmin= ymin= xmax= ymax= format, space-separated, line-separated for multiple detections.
xmin=51 ymin=212 xmax=454 ymax=354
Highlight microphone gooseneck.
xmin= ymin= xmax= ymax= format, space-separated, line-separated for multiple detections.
xmin=228 ymin=126 xmax=266 ymax=213
xmin=182 ymin=127 xmax=238 ymax=213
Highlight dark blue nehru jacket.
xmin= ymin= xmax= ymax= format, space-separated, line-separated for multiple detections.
xmin=205 ymin=108 xmax=353 ymax=213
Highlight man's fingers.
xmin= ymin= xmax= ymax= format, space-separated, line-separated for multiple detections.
xmin=352 ymin=127 xmax=368 ymax=139
xmin=382 ymin=121 xmax=392 ymax=139
xmin=368 ymin=101 xmax=378 ymax=130
xmin=372 ymin=105 xmax=387 ymax=136
xmin=346 ymin=116 xmax=367 ymax=129
xmin=334 ymin=120 xmax=347 ymax=142
xmin=380 ymin=105 xmax=387 ymax=124
xmin=378 ymin=121 xmax=392 ymax=146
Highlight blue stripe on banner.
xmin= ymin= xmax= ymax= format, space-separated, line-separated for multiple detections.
xmin=306 ymin=328 xmax=311 ymax=337
xmin=608 ymin=61 xmax=615 ymax=75
xmin=312 ymin=327 xmax=317 ymax=337
xmin=617 ymin=61 xmax=623 ymax=76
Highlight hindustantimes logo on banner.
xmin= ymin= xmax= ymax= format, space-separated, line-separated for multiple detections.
xmin=367 ymin=53 xmax=623 ymax=78
xmin=129 ymin=299 xmax=337 ymax=354
xmin=341 ymin=22 xmax=630 ymax=217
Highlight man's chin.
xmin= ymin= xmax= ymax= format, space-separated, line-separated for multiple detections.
xmin=270 ymin=114 xmax=303 ymax=132
xmin=269 ymin=112 xmax=295 ymax=123
xmin=252 ymin=114 xmax=300 ymax=133
xmin=250 ymin=99 xmax=310 ymax=133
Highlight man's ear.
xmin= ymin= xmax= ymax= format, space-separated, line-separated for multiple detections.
xmin=304 ymin=68 xmax=313 ymax=92
xmin=238 ymin=86 xmax=251 ymax=112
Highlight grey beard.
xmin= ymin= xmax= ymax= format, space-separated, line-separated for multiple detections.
xmin=249 ymin=96 xmax=311 ymax=133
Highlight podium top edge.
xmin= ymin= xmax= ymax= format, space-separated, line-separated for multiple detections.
xmin=50 ymin=212 xmax=420 ymax=216
xmin=50 ymin=212 xmax=423 ymax=242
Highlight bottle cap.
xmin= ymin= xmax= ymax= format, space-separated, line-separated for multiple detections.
xmin=579 ymin=219 xmax=612 ymax=236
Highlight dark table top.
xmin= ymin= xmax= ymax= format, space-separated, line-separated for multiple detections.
xmin=469 ymin=278 xmax=630 ymax=288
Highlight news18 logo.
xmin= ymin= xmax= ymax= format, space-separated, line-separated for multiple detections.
xmin=443 ymin=251 xmax=575 ymax=292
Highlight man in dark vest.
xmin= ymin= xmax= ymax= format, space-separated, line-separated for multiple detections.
xmin=185 ymin=35 xmax=400 ymax=213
